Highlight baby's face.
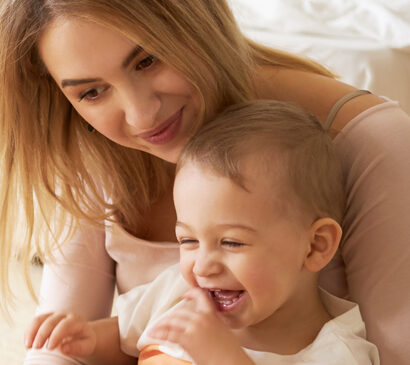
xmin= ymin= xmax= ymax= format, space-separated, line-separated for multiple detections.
xmin=173 ymin=161 xmax=313 ymax=330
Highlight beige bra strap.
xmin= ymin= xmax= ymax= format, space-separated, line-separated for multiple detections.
xmin=324 ymin=89 xmax=371 ymax=130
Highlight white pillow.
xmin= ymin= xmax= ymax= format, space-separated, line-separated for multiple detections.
xmin=229 ymin=0 xmax=410 ymax=114
xmin=230 ymin=0 xmax=410 ymax=51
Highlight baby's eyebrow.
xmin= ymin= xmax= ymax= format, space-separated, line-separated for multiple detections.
xmin=175 ymin=221 xmax=256 ymax=233
xmin=218 ymin=223 xmax=257 ymax=233
xmin=175 ymin=221 xmax=189 ymax=229
xmin=60 ymin=45 xmax=144 ymax=88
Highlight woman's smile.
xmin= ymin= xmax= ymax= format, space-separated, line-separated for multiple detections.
xmin=137 ymin=108 xmax=183 ymax=145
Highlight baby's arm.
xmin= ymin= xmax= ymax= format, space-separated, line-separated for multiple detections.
xmin=27 ymin=313 xmax=134 ymax=365
xmin=149 ymin=288 xmax=254 ymax=365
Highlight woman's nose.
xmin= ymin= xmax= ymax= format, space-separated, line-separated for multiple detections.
xmin=120 ymin=82 xmax=161 ymax=130
xmin=193 ymin=249 xmax=223 ymax=278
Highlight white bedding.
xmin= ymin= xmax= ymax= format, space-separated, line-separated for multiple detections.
xmin=230 ymin=0 xmax=410 ymax=114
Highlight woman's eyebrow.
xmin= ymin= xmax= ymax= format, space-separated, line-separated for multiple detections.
xmin=61 ymin=45 xmax=144 ymax=88
xmin=122 ymin=45 xmax=143 ymax=68
xmin=61 ymin=77 xmax=103 ymax=88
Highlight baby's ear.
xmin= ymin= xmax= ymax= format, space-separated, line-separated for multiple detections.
xmin=304 ymin=218 xmax=342 ymax=273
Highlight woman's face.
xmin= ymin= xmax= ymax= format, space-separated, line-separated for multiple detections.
xmin=38 ymin=17 xmax=202 ymax=163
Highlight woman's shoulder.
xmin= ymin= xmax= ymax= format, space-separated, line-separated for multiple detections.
xmin=334 ymin=100 xmax=409 ymax=144
xmin=255 ymin=67 xmax=386 ymax=134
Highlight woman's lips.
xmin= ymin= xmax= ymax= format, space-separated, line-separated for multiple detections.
xmin=138 ymin=109 xmax=183 ymax=145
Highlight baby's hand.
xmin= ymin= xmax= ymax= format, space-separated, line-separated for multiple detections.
xmin=24 ymin=312 xmax=97 ymax=357
xmin=148 ymin=288 xmax=254 ymax=365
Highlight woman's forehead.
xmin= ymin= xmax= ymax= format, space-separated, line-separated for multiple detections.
xmin=38 ymin=17 xmax=139 ymax=81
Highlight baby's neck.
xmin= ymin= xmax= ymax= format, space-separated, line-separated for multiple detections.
xmin=235 ymin=288 xmax=332 ymax=355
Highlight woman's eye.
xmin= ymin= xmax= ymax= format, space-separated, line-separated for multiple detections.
xmin=222 ymin=240 xmax=244 ymax=248
xmin=135 ymin=55 xmax=156 ymax=70
xmin=78 ymin=86 xmax=107 ymax=102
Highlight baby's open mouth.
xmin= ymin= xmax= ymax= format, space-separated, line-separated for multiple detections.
xmin=209 ymin=289 xmax=245 ymax=311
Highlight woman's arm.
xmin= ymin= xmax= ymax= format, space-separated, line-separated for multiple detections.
xmin=37 ymin=222 xmax=115 ymax=318
xmin=320 ymin=102 xmax=410 ymax=364
xmin=24 ymin=222 xmax=126 ymax=364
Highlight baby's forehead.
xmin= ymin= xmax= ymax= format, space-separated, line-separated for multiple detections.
xmin=176 ymin=155 xmax=286 ymax=201
xmin=175 ymin=156 xmax=311 ymax=223
xmin=177 ymin=150 xmax=284 ymax=185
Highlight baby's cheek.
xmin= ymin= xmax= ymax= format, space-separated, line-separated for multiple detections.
xmin=179 ymin=258 xmax=197 ymax=287
xmin=245 ymin=265 xmax=285 ymax=301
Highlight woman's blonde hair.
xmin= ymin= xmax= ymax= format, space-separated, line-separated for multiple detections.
xmin=0 ymin=0 xmax=334 ymax=315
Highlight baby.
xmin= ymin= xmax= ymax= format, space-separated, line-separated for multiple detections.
xmin=28 ymin=100 xmax=379 ymax=364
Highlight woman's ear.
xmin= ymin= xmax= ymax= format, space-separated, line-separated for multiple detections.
xmin=304 ymin=218 xmax=342 ymax=273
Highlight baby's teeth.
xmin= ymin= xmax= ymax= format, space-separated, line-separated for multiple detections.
xmin=216 ymin=296 xmax=240 ymax=306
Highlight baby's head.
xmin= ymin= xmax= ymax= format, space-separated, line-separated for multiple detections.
xmin=177 ymin=100 xmax=344 ymax=225
xmin=173 ymin=100 xmax=344 ymax=329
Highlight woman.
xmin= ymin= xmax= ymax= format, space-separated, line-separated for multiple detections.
xmin=0 ymin=1 xmax=409 ymax=364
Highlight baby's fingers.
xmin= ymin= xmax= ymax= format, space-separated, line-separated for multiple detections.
xmin=24 ymin=313 xmax=54 ymax=348
xmin=148 ymin=307 xmax=195 ymax=339
xmin=31 ymin=312 xmax=68 ymax=349
xmin=149 ymin=316 xmax=186 ymax=344
xmin=59 ymin=332 xmax=97 ymax=357
xmin=184 ymin=287 xmax=215 ymax=313
xmin=47 ymin=314 xmax=87 ymax=350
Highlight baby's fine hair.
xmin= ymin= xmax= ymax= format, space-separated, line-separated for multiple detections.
xmin=177 ymin=100 xmax=345 ymax=223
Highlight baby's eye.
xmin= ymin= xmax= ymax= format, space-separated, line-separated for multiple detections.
xmin=221 ymin=240 xmax=244 ymax=248
xmin=178 ymin=238 xmax=198 ymax=245
xmin=135 ymin=55 xmax=156 ymax=70
xmin=78 ymin=85 xmax=108 ymax=102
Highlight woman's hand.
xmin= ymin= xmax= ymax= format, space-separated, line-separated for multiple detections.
xmin=24 ymin=312 xmax=97 ymax=357
xmin=148 ymin=287 xmax=254 ymax=365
